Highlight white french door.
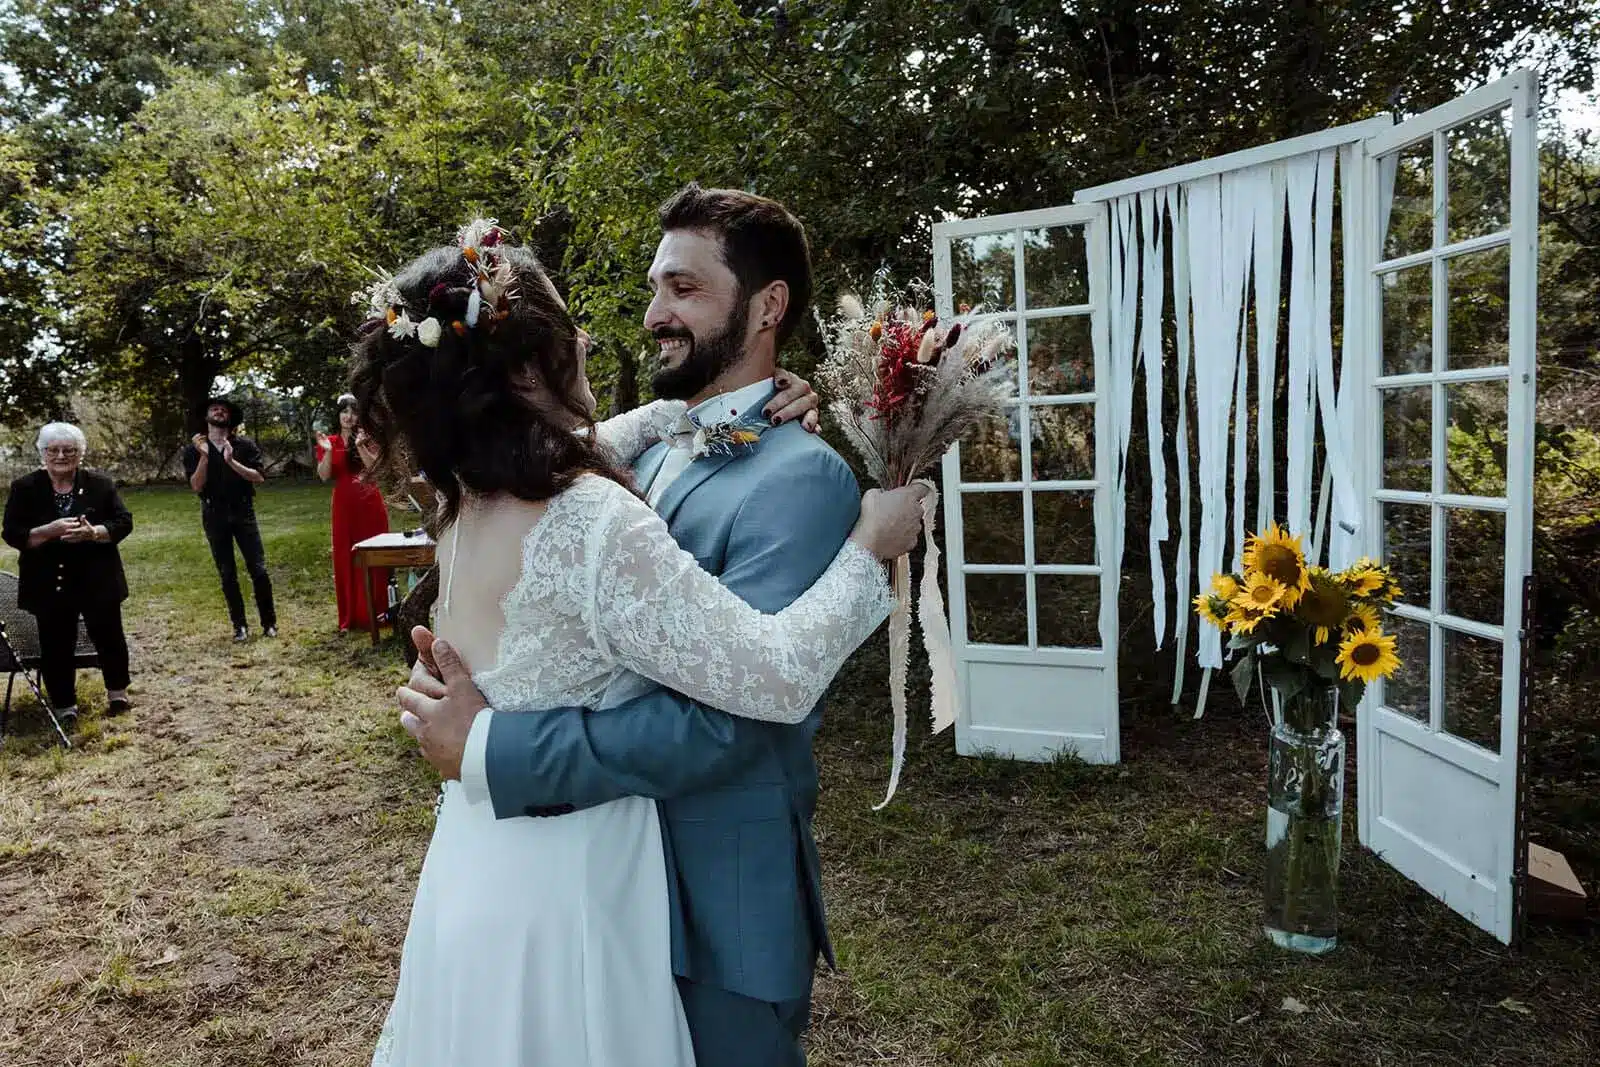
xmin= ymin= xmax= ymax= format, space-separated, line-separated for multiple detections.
xmin=1357 ymin=72 xmax=1538 ymax=943
xmin=932 ymin=204 xmax=1119 ymax=763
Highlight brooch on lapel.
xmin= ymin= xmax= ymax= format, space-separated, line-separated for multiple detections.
xmin=688 ymin=417 xmax=767 ymax=461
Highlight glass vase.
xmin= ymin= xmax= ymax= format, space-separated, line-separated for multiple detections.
xmin=1263 ymin=684 xmax=1344 ymax=955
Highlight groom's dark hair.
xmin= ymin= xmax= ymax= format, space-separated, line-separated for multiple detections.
xmin=658 ymin=183 xmax=813 ymax=347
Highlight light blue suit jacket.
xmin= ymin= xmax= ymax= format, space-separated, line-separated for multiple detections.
xmin=482 ymin=393 xmax=861 ymax=1005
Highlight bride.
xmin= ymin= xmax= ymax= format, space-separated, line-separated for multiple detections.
xmin=350 ymin=229 xmax=926 ymax=1065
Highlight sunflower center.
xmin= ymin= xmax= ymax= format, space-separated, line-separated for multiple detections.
xmin=1248 ymin=585 xmax=1276 ymax=606
xmin=1256 ymin=544 xmax=1303 ymax=587
xmin=1351 ymin=643 xmax=1381 ymax=666
xmin=1299 ymin=579 xmax=1348 ymax=627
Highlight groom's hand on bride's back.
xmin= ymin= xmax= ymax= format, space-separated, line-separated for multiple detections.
xmin=408 ymin=625 xmax=443 ymax=690
xmin=397 ymin=627 xmax=486 ymax=781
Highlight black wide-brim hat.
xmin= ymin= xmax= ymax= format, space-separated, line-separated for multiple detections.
xmin=205 ymin=396 xmax=245 ymax=429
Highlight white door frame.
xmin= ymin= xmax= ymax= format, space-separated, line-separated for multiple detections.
xmin=1356 ymin=70 xmax=1538 ymax=944
xmin=933 ymin=204 xmax=1118 ymax=763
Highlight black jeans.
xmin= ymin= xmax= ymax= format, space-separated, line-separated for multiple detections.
xmin=202 ymin=505 xmax=276 ymax=629
xmin=35 ymin=602 xmax=132 ymax=711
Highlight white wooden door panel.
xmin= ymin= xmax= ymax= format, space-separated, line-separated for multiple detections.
xmin=1357 ymin=70 xmax=1538 ymax=944
xmin=933 ymin=204 xmax=1119 ymax=764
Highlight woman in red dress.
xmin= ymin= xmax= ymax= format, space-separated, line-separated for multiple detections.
xmin=317 ymin=394 xmax=390 ymax=631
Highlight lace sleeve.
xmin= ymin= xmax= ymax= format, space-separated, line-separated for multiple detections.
xmin=584 ymin=486 xmax=894 ymax=724
xmin=595 ymin=400 xmax=687 ymax=464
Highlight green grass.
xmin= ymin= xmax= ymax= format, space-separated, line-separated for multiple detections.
xmin=0 ymin=482 xmax=1595 ymax=1066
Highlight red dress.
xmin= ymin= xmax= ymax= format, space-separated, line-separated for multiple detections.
xmin=319 ymin=434 xmax=390 ymax=630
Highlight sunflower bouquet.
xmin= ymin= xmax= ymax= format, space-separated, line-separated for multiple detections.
xmin=1194 ymin=522 xmax=1402 ymax=731
xmin=1195 ymin=522 xmax=1403 ymax=953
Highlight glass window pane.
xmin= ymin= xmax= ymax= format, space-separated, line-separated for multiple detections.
xmin=959 ymin=411 xmax=1022 ymax=482
xmin=1383 ymin=143 xmax=1434 ymax=260
xmin=961 ymin=492 xmax=1025 ymax=565
xmin=1381 ymin=264 xmax=1432 ymax=376
xmin=1035 ymin=574 xmax=1101 ymax=649
xmin=1443 ymin=628 xmax=1503 ymax=753
xmin=1383 ymin=614 xmax=1431 ymax=723
xmin=1444 ymin=380 xmax=1508 ymax=497
xmin=1023 ymin=226 xmax=1088 ymax=310
xmin=966 ymin=574 xmax=1028 ymax=646
xmin=952 ymin=233 xmax=1016 ymax=312
xmin=1445 ymin=245 xmax=1510 ymax=370
xmin=1026 ymin=313 xmax=1094 ymax=397
xmin=1031 ymin=491 xmax=1097 ymax=566
xmin=1030 ymin=402 xmax=1094 ymax=482
xmin=1444 ymin=508 xmax=1505 ymax=626
xmin=1382 ymin=387 xmax=1432 ymax=492
xmin=1381 ymin=502 xmax=1432 ymax=612
xmin=1447 ymin=110 xmax=1511 ymax=244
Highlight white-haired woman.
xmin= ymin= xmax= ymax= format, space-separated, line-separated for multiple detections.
xmin=2 ymin=423 xmax=134 ymax=724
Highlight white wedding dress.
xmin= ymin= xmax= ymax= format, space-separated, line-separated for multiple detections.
xmin=372 ymin=405 xmax=893 ymax=1066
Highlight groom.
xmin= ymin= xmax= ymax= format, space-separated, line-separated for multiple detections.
xmin=398 ymin=183 xmax=858 ymax=1066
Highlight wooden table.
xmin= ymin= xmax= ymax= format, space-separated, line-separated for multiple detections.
xmin=352 ymin=531 xmax=437 ymax=645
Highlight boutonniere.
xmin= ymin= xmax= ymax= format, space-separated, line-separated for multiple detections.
xmin=689 ymin=417 xmax=768 ymax=460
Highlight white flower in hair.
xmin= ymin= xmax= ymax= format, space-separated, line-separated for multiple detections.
xmin=353 ymin=272 xmax=402 ymax=317
xmin=480 ymin=257 xmax=515 ymax=308
xmin=417 ymin=317 xmax=444 ymax=348
xmin=465 ymin=287 xmax=483 ymax=327
xmin=457 ymin=217 xmax=500 ymax=253
xmin=388 ymin=310 xmax=419 ymax=340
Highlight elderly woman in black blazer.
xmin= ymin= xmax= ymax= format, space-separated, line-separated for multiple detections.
xmin=2 ymin=422 xmax=134 ymax=724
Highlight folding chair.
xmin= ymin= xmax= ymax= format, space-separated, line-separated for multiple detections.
xmin=0 ymin=572 xmax=76 ymax=749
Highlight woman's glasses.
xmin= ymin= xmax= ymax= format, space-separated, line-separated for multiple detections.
xmin=44 ymin=447 xmax=81 ymax=458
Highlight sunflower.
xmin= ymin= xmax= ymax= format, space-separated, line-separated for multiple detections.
xmin=1242 ymin=522 xmax=1311 ymax=607
xmin=1225 ymin=601 xmax=1274 ymax=635
xmin=1209 ymin=573 xmax=1242 ymax=602
xmin=1340 ymin=564 xmax=1387 ymax=597
xmin=1337 ymin=628 xmax=1401 ymax=683
xmin=1296 ymin=568 xmax=1351 ymax=644
xmin=1233 ymin=572 xmax=1288 ymax=614
xmin=1344 ymin=603 xmax=1382 ymax=635
xmin=1193 ymin=592 xmax=1229 ymax=629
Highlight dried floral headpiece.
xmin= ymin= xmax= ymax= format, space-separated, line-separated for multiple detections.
xmin=350 ymin=218 xmax=518 ymax=348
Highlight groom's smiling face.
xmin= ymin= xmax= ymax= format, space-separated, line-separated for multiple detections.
xmin=645 ymin=229 xmax=750 ymax=401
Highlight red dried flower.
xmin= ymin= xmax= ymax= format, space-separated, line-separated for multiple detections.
xmin=865 ymin=319 xmax=922 ymax=418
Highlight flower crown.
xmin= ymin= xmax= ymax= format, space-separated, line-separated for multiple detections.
xmin=352 ymin=218 xmax=518 ymax=348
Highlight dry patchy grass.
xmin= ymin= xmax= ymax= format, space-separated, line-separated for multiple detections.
xmin=0 ymin=483 xmax=1594 ymax=1066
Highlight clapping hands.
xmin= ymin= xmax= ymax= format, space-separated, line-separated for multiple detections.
xmin=58 ymin=516 xmax=97 ymax=543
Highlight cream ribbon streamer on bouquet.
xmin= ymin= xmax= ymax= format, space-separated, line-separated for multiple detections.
xmin=874 ymin=477 xmax=952 ymax=811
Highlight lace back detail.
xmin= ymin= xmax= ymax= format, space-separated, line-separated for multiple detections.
xmin=453 ymin=473 xmax=893 ymax=727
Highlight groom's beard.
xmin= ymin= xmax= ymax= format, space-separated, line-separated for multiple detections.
xmin=650 ymin=304 xmax=748 ymax=401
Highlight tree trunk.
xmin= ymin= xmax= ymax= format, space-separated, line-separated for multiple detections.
xmin=179 ymin=343 xmax=221 ymax=435
xmin=610 ymin=341 xmax=639 ymax=415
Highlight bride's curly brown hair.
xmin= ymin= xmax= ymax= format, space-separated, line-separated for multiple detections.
xmin=348 ymin=243 xmax=630 ymax=527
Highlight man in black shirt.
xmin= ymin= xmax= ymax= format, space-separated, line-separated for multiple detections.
xmin=182 ymin=396 xmax=277 ymax=641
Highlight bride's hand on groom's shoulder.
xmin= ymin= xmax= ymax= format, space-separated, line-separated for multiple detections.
xmin=763 ymin=372 xmax=822 ymax=432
